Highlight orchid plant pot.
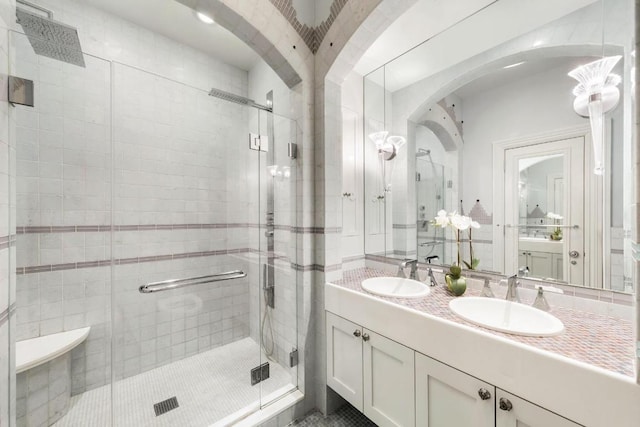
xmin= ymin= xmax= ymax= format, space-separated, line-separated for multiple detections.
xmin=445 ymin=265 xmax=467 ymax=296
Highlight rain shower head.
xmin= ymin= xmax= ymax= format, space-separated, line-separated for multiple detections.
xmin=16 ymin=1 xmax=85 ymax=68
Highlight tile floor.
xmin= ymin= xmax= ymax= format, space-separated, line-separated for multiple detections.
xmin=290 ymin=404 xmax=377 ymax=426
xmin=53 ymin=337 xmax=294 ymax=427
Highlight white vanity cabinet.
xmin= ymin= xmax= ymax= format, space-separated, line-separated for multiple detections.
xmin=326 ymin=312 xmax=416 ymax=427
xmin=415 ymin=352 xmax=582 ymax=427
xmin=496 ymin=389 xmax=582 ymax=427
xmin=518 ymin=239 xmax=564 ymax=280
xmin=415 ymin=353 xmax=494 ymax=427
xmin=327 ymin=309 xmax=583 ymax=427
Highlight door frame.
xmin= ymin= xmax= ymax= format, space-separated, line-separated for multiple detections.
xmin=492 ymin=125 xmax=604 ymax=287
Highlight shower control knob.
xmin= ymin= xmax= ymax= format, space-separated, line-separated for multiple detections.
xmin=499 ymin=398 xmax=513 ymax=411
xmin=569 ymin=250 xmax=580 ymax=258
xmin=477 ymin=388 xmax=491 ymax=400
xmin=362 ymin=333 xmax=370 ymax=342
xmin=353 ymin=330 xmax=361 ymax=338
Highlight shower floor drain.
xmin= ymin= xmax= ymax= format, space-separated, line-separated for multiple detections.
xmin=154 ymin=396 xmax=179 ymax=416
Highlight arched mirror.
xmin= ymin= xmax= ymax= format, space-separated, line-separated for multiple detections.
xmin=363 ymin=0 xmax=634 ymax=295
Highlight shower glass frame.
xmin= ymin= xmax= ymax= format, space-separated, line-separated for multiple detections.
xmin=9 ymin=27 xmax=300 ymax=426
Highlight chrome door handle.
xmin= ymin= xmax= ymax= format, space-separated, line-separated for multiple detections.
xmin=362 ymin=333 xmax=370 ymax=342
xmin=478 ymin=388 xmax=491 ymax=400
xmin=353 ymin=330 xmax=361 ymax=338
xmin=569 ymin=250 xmax=580 ymax=258
xmin=499 ymin=398 xmax=513 ymax=411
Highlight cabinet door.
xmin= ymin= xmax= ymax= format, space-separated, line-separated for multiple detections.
xmin=496 ymin=389 xmax=582 ymax=427
xmin=363 ymin=329 xmax=415 ymax=427
xmin=552 ymin=253 xmax=564 ymax=281
xmin=415 ymin=353 xmax=494 ymax=427
xmin=326 ymin=312 xmax=363 ymax=411
xmin=518 ymin=251 xmax=528 ymax=270
xmin=529 ymin=251 xmax=552 ymax=278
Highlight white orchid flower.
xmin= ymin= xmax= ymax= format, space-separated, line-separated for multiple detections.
xmin=470 ymin=220 xmax=480 ymax=229
xmin=450 ymin=214 xmax=472 ymax=231
xmin=434 ymin=210 xmax=450 ymax=227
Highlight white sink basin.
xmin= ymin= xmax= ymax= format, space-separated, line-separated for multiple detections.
xmin=362 ymin=277 xmax=430 ymax=299
xmin=449 ymin=297 xmax=564 ymax=337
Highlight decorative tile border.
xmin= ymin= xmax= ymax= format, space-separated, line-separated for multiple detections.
xmin=291 ymin=263 xmax=341 ymax=272
xmin=0 ymin=235 xmax=16 ymax=250
xmin=417 ymin=235 xmax=493 ymax=245
xmin=0 ymin=303 xmax=16 ymax=327
xmin=342 ymin=255 xmax=365 ymax=263
xmin=392 ymin=223 xmax=417 ymax=229
xmin=16 ymin=247 xmax=298 ymax=275
xmin=270 ymin=0 xmax=349 ymax=53
xmin=17 ymin=223 xmax=336 ymax=235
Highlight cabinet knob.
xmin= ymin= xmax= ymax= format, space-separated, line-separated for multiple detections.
xmin=353 ymin=330 xmax=361 ymax=338
xmin=478 ymin=388 xmax=491 ymax=400
xmin=362 ymin=333 xmax=370 ymax=342
xmin=499 ymin=398 xmax=513 ymax=411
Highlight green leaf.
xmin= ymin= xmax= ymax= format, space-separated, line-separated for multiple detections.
xmin=471 ymin=258 xmax=480 ymax=269
xmin=449 ymin=265 xmax=461 ymax=279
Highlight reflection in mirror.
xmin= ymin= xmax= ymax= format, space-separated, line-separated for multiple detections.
xmin=362 ymin=0 xmax=634 ymax=293
xmin=517 ymin=154 xmax=566 ymax=281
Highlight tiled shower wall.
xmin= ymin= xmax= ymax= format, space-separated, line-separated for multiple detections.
xmin=9 ymin=0 xmax=294 ymax=397
xmin=1 ymin=0 xmax=16 ymax=425
xmin=111 ymin=63 xmax=254 ymax=381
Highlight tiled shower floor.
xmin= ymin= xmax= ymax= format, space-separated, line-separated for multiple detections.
xmin=53 ymin=338 xmax=294 ymax=427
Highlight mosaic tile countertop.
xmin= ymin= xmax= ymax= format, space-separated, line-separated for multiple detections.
xmin=333 ymin=268 xmax=635 ymax=378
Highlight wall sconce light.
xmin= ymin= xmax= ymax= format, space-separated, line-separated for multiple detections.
xmin=369 ymin=131 xmax=406 ymax=191
xmin=568 ymin=55 xmax=621 ymax=175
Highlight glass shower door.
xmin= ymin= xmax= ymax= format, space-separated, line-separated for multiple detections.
xmin=111 ymin=62 xmax=260 ymax=426
xmin=111 ymin=63 xmax=298 ymax=426
xmin=255 ymin=108 xmax=298 ymax=408
xmin=416 ymin=159 xmax=446 ymax=264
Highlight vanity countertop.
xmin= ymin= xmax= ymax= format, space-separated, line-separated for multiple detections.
xmin=332 ymin=267 xmax=634 ymax=378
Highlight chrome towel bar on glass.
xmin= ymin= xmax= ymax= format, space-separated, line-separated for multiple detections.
xmin=139 ymin=270 xmax=247 ymax=293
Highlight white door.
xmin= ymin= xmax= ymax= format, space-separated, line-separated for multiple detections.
xmin=415 ymin=353 xmax=494 ymax=427
xmin=363 ymin=329 xmax=415 ymax=427
xmin=326 ymin=312 xmax=363 ymax=411
xmin=504 ymin=137 xmax=585 ymax=285
xmin=342 ymin=107 xmax=360 ymax=238
xmin=496 ymin=389 xmax=583 ymax=427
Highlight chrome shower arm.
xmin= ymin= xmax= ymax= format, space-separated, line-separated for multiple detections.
xmin=17 ymin=0 xmax=53 ymax=18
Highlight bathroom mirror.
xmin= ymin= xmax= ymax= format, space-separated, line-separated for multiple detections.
xmin=362 ymin=0 xmax=634 ymax=292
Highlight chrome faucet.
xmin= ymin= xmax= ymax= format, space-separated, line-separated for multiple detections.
xmin=401 ymin=259 xmax=419 ymax=280
xmin=518 ymin=266 xmax=529 ymax=277
xmin=427 ymin=267 xmax=438 ymax=287
xmin=505 ymin=274 xmax=521 ymax=303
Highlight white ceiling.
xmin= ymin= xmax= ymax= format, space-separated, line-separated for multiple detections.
xmin=355 ymin=0 xmax=598 ymax=92
xmin=84 ymin=0 xmax=261 ymax=71
xmin=452 ymin=56 xmax=596 ymax=99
